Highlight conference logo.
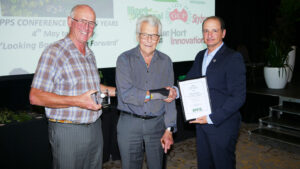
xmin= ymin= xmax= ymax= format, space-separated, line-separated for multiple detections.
xmin=169 ymin=8 xmax=188 ymax=22
xmin=166 ymin=4 xmax=191 ymax=24
xmin=127 ymin=6 xmax=163 ymax=21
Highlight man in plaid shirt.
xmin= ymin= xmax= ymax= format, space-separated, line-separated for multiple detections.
xmin=29 ymin=4 xmax=115 ymax=169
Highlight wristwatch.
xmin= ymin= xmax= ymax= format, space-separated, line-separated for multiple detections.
xmin=166 ymin=127 xmax=174 ymax=133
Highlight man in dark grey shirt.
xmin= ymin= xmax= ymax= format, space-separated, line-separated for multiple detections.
xmin=116 ymin=15 xmax=177 ymax=169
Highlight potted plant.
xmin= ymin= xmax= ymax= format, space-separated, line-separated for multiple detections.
xmin=264 ymin=40 xmax=291 ymax=89
xmin=263 ymin=0 xmax=299 ymax=89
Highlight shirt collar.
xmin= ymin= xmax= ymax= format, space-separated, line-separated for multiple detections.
xmin=204 ymin=42 xmax=224 ymax=57
xmin=65 ymin=36 xmax=92 ymax=57
xmin=133 ymin=45 xmax=162 ymax=61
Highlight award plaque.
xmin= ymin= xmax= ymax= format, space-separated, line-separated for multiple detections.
xmin=178 ymin=77 xmax=212 ymax=121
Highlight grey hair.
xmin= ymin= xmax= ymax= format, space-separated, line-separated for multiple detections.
xmin=136 ymin=15 xmax=162 ymax=35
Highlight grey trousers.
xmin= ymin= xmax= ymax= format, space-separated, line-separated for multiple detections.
xmin=117 ymin=113 xmax=165 ymax=169
xmin=48 ymin=118 xmax=103 ymax=169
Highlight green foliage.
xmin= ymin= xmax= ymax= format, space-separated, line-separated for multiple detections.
xmin=265 ymin=40 xmax=290 ymax=67
xmin=0 ymin=109 xmax=13 ymax=124
xmin=265 ymin=40 xmax=292 ymax=77
xmin=1 ymin=0 xmax=72 ymax=16
xmin=99 ymin=70 xmax=104 ymax=79
xmin=98 ymin=70 xmax=108 ymax=85
xmin=12 ymin=112 xmax=32 ymax=122
xmin=0 ymin=109 xmax=32 ymax=125
xmin=264 ymin=0 xmax=299 ymax=77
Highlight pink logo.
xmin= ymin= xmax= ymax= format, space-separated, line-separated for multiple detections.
xmin=169 ymin=9 xmax=188 ymax=22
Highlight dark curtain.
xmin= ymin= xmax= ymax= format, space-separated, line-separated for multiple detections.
xmin=216 ymin=0 xmax=282 ymax=62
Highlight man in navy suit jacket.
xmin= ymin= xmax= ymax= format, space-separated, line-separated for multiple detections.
xmin=186 ymin=16 xmax=246 ymax=169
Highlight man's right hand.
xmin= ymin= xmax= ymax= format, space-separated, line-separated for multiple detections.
xmin=163 ymin=87 xmax=177 ymax=103
xmin=78 ymin=90 xmax=102 ymax=110
xmin=30 ymin=88 xmax=102 ymax=110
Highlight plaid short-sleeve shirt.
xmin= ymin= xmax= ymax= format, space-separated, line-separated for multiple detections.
xmin=31 ymin=37 xmax=102 ymax=124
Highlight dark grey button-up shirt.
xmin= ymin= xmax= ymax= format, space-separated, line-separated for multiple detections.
xmin=116 ymin=46 xmax=177 ymax=129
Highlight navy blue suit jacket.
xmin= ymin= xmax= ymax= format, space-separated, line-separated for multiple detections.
xmin=186 ymin=44 xmax=246 ymax=134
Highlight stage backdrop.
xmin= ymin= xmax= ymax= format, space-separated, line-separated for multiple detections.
xmin=0 ymin=0 xmax=215 ymax=77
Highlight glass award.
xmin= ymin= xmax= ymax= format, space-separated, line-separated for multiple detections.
xmin=100 ymin=89 xmax=111 ymax=108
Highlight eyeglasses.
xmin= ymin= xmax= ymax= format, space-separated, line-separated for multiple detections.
xmin=139 ymin=33 xmax=160 ymax=41
xmin=71 ymin=18 xmax=97 ymax=28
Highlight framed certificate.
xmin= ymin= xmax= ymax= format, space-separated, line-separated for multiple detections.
xmin=178 ymin=77 xmax=212 ymax=121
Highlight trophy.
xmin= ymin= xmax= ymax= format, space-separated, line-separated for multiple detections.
xmin=100 ymin=89 xmax=111 ymax=108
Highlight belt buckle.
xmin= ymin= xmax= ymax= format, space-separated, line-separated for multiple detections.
xmin=139 ymin=114 xmax=155 ymax=120
xmin=121 ymin=111 xmax=156 ymax=120
xmin=142 ymin=115 xmax=151 ymax=119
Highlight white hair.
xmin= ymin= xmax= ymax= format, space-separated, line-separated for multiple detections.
xmin=136 ymin=15 xmax=162 ymax=35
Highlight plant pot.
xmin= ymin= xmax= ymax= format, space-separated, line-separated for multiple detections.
xmin=264 ymin=67 xmax=288 ymax=89
xmin=287 ymin=46 xmax=296 ymax=82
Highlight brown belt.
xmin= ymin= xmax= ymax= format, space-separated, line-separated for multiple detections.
xmin=48 ymin=118 xmax=74 ymax=124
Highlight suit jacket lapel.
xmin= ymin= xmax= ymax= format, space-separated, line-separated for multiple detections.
xmin=198 ymin=50 xmax=205 ymax=76
xmin=206 ymin=44 xmax=227 ymax=73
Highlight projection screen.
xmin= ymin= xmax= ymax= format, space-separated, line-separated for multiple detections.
xmin=0 ymin=0 xmax=215 ymax=77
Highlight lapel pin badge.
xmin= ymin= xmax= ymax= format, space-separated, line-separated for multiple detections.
xmin=213 ymin=59 xmax=216 ymax=62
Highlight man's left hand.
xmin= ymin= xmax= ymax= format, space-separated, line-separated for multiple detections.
xmin=189 ymin=116 xmax=208 ymax=124
xmin=163 ymin=87 xmax=176 ymax=103
xmin=160 ymin=130 xmax=174 ymax=154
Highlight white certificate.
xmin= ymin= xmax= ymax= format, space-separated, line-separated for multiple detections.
xmin=178 ymin=77 xmax=212 ymax=121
